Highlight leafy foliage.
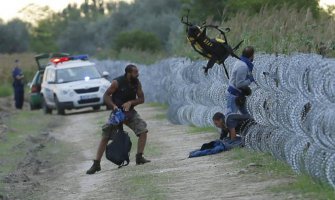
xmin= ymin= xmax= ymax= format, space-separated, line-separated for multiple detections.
xmin=0 ymin=20 xmax=30 ymax=53
xmin=115 ymin=30 xmax=162 ymax=52
xmin=0 ymin=0 xmax=333 ymax=59
xmin=30 ymin=19 xmax=58 ymax=52
xmin=181 ymin=0 xmax=321 ymax=21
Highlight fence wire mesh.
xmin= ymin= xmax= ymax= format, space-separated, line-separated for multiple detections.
xmin=95 ymin=53 xmax=335 ymax=187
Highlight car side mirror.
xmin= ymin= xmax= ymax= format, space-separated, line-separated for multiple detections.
xmin=102 ymin=71 xmax=109 ymax=78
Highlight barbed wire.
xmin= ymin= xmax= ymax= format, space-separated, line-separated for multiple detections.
xmin=95 ymin=53 xmax=335 ymax=187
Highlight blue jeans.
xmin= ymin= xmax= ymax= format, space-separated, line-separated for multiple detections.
xmin=226 ymin=92 xmax=248 ymax=115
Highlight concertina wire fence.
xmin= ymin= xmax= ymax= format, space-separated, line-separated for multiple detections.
xmin=95 ymin=53 xmax=335 ymax=188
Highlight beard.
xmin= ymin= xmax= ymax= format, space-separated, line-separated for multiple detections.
xmin=130 ymin=76 xmax=139 ymax=85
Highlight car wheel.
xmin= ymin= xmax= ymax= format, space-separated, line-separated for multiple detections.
xmin=42 ymin=97 xmax=52 ymax=114
xmin=55 ymin=96 xmax=65 ymax=115
xmin=93 ymin=105 xmax=101 ymax=111
xmin=30 ymin=103 xmax=36 ymax=110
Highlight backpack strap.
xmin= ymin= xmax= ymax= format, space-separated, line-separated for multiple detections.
xmin=117 ymin=152 xmax=130 ymax=169
xmin=118 ymin=159 xmax=130 ymax=169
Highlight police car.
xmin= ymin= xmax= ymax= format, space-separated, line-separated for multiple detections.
xmin=41 ymin=55 xmax=111 ymax=115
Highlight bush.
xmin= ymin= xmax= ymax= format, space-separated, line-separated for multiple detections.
xmin=114 ymin=30 xmax=162 ymax=52
xmin=0 ymin=84 xmax=12 ymax=97
xmin=0 ymin=53 xmax=36 ymax=84
xmin=176 ymin=5 xmax=335 ymax=57
xmin=181 ymin=0 xmax=320 ymax=21
xmin=111 ymin=48 xmax=167 ymax=65
xmin=0 ymin=19 xmax=30 ymax=53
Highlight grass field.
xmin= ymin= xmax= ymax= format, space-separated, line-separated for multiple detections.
xmin=0 ymin=84 xmax=12 ymax=97
xmin=183 ymin=125 xmax=335 ymax=198
xmin=0 ymin=110 xmax=61 ymax=173
xmin=226 ymin=148 xmax=335 ymax=199
xmin=0 ymin=110 xmax=68 ymax=198
xmin=175 ymin=6 xmax=335 ymax=59
xmin=187 ymin=125 xmax=218 ymax=135
xmin=0 ymin=53 xmax=37 ymax=86
xmin=182 ymin=123 xmax=335 ymax=198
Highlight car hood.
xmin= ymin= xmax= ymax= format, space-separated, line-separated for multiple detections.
xmin=59 ymin=78 xmax=110 ymax=89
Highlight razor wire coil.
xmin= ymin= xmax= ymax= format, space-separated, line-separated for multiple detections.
xmin=96 ymin=53 xmax=335 ymax=187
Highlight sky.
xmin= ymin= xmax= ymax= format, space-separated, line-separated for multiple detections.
xmin=320 ymin=0 xmax=335 ymax=8
xmin=0 ymin=0 xmax=133 ymax=22
xmin=0 ymin=0 xmax=85 ymax=22
xmin=0 ymin=0 xmax=334 ymax=22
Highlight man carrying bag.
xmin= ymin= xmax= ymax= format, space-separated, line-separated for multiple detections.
xmin=86 ymin=64 xmax=150 ymax=175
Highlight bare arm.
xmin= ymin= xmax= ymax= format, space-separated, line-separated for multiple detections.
xmin=122 ymin=82 xmax=145 ymax=111
xmin=226 ymin=114 xmax=251 ymax=140
xmin=229 ymin=128 xmax=237 ymax=140
xmin=132 ymin=82 xmax=145 ymax=106
xmin=103 ymin=80 xmax=118 ymax=110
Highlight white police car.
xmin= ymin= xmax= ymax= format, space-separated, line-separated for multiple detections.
xmin=41 ymin=55 xmax=111 ymax=115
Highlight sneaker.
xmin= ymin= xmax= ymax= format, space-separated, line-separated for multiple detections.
xmin=136 ymin=153 xmax=151 ymax=165
xmin=86 ymin=160 xmax=101 ymax=174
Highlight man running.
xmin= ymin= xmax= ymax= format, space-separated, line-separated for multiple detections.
xmin=87 ymin=64 xmax=150 ymax=174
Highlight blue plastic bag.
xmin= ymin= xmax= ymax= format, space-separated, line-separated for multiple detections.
xmin=107 ymin=109 xmax=126 ymax=125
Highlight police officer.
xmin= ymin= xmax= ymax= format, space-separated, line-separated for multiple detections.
xmin=12 ymin=59 xmax=24 ymax=109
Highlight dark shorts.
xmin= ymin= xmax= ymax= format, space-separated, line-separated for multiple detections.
xmin=102 ymin=111 xmax=148 ymax=138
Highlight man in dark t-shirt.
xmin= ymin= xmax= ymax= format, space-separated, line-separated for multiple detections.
xmin=212 ymin=112 xmax=251 ymax=140
xmin=87 ymin=64 xmax=150 ymax=174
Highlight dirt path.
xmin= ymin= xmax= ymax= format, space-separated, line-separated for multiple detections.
xmin=36 ymin=105 xmax=293 ymax=200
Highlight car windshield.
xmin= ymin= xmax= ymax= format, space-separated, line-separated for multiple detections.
xmin=56 ymin=66 xmax=101 ymax=83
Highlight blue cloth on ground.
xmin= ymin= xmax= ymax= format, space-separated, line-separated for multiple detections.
xmin=222 ymin=136 xmax=243 ymax=151
xmin=189 ymin=140 xmax=225 ymax=158
xmin=189 ymin=137 xmax=243 ymax=158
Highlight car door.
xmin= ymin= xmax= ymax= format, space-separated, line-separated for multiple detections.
xmin=35 ymin=53 xmax=70 ymax=71
xmin=42 ymin=68 xmax=57 ymax=106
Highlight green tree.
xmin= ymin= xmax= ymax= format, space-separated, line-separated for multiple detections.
xmin=57 ymin=19 xmax=96 ymax=54
xmin=0 ymin=19 xmax=30 ymax=53
xmin=30 ymin=18 xmax=59 ymax=52
xmin=30 ymin=0 xmax=108 ymax=54
xmin=180 ymin=0 xmax=228 ymax=22
xmin=227 ymin=0 xmax=320 ymax=18
xmin=114 ymin=30 xmax=162 ymax=52
xmin=180 ymin=0 xmax=321 ymax=21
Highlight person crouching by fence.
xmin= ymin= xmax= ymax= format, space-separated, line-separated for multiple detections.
xmin=212 ymin=112 xmax=251 ymax=142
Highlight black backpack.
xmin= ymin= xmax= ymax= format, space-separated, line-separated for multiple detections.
xmin=105 ymin=129 xmax=132 ymax=168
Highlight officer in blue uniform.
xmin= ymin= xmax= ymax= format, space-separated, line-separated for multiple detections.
xmin=12 ymin=59 xmax=24 ymax=109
